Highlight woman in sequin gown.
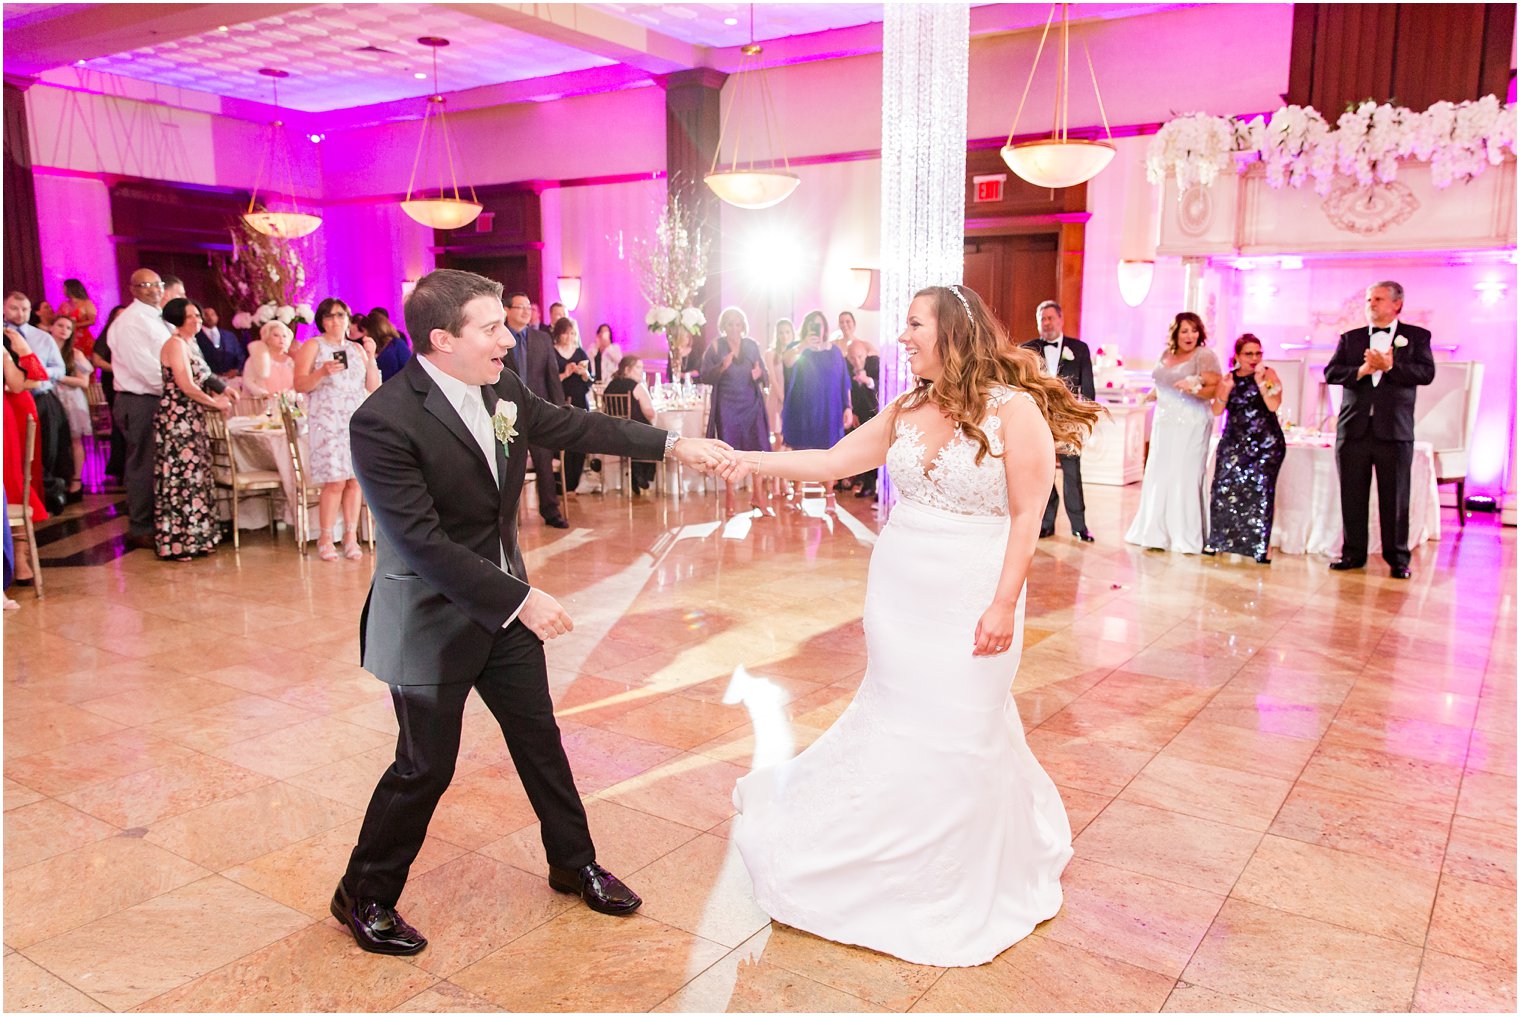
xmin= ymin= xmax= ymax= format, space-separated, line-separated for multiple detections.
xmin=1124 ymin=313 xmax=1222 ymax=554
xmin=1206 ymin=334 xmax=1285 ymax=563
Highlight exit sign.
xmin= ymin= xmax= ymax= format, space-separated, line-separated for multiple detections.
xmin=973 ymin=174 xmax=1006 ymax=203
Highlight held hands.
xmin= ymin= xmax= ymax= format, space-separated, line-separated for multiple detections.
xmin=668 ymin=437 xmax=737 ymax=475
xmin=519 ymin=587 xmax=573 ymax=642
xmin=715 ymin=453 xmax=758 ymax=484
xmin=973 ymin=601 xmax=1018 ymax=657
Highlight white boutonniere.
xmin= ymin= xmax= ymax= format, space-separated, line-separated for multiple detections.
xmin=1393 ymin=336 xmax=1408 ymax=348
xmin=1061 ymin=346 xmax=1075 ymax=361
xmin=492 ymin=402 xmax=518 ymax=446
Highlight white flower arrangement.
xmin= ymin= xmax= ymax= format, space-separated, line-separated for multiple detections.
xmin=679 ymin=306 xmax=706 ymax=332
xmin=1061 ymin=346 xmax=1075 ymax=362
xmin=249 ymin=301 xmax=314 ymax=327
xmin=231 ymin=311 xmax=253 ymax=330
xmin=492 ymin=402 xmax=519 ymax=446
xmin=1393 ymin=336 xmax=1409 ymax=348
xmin=1148 ymin=96 xmax=1516 ymax=196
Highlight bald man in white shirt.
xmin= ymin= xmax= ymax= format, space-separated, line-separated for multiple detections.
xmin=110 ymin=269 xmax=174 ymax=548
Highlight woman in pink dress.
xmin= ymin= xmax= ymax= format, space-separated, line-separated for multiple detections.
xmin=242 ymin=321 xmax=297 ymax=397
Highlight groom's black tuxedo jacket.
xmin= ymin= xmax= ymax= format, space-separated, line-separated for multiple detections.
xmin=1323 ymin=323 xmax=1435 ymax=443
xmin=350 ymin=355 xmax=667 ymax=686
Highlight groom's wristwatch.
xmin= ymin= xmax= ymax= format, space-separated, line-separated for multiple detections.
xmin=663 ymin=431 xmax=681 ymax=458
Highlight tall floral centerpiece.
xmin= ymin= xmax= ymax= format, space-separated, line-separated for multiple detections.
xmin=630 ymin=190 xmax=711 ymax=381
xmin=214 ymin=217 xmax=317 ymax=334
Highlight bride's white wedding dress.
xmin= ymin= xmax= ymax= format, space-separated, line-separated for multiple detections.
xmin=732 ymin=387 xmax=1072 ymax=967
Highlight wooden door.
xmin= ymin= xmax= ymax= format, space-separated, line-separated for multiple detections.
xmin=963 ymin=233 xmax=1059 ymax=345
xmin=439 ymin=254 xmax=534 ymax=303
xmin=135 ymin=248 xmax=232 ymax=324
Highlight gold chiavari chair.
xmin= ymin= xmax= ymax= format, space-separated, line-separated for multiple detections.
xmin=7 ymin=417 xmax=42 ymax=597
xmin=204 ymin=409 xmax=283 ymax=549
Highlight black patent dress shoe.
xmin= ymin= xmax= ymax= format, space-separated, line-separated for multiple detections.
xmin=1038 ymin=527 xmax=1055 ymax=539
xmin=1390 ymin=566 xmax=1411 ymax=579
xmin=543 ymin=515 xmax=570 ymax=529
xmin=1073 ymin=530 xmax=1095 ymax=543
xmin=330 ymin=884 xmax=427 ymax=955
xmin=1328 ymin=559 xmax=1365 ymax=571
xmin=548 ymin=862 xmax=642 ymax=915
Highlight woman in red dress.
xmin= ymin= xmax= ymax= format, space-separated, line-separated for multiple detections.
xmin=4 ymin=327 xmax=51 ymax=585
xmin=55 ymin=279 xmax=98 ymax=360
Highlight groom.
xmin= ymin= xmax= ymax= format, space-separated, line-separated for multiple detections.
xmin=333 ymin=269 xmax=735 ymax=955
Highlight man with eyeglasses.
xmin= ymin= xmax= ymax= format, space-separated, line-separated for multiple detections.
xmin=110 ymin=268 xmax=174 ymax=550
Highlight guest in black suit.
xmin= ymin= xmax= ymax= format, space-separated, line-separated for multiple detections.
xmin=332 ymin=269 xmax=734 ymax=956
xmin=1022 ymin=300 xmax=1095 ymax=542
xmin=195 ymin=306 xmax=246 ymax=376
xmin=1324 ymin=280 xmax=1435 ymax=579
xmin=503 ymin=291 xmax=569 ymax=528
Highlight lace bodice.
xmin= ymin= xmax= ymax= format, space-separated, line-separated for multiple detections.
xmin=886 ymin=387 xmax=1034 ymax=516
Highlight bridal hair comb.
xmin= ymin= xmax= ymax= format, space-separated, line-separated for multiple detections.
xmin=947 ymin=284 xmax=974 ymax=320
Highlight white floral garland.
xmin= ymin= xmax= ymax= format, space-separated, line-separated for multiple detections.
xmin=1147 ymin=95 xmax=1516 ymax=195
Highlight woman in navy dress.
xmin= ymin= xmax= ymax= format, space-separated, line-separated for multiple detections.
xmin=780 ymin=310 xmax=852 ymax=510
xmin=1206 ymin=334 xmax=1286 ymax=563
xmin=701 ymin=307 xmax=772 ymax=515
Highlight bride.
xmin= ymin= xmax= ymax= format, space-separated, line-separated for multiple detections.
xmin=720 ymin=284 xmax=1101 ymax=967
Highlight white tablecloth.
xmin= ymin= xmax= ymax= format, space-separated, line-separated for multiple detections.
xmin=598 ymin=406 xmax=708 ymax=496
xmin=1206 ymin=435 xmax=1440 ymax=556
xmin=224 ymin=416 xmax=306 ymax=530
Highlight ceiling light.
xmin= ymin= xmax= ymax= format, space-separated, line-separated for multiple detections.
xmin=401 ymin=38 xmax=483 ymax=231
xmin=999 ymin=2 xmax=1115 ymax=190
xmin=217 ymin=25 xmax=228 ymax=32
xmin=413 ymin=71 xmax=427 ymax=79
xmin=706 ymin=10 xmax=799 ymax=211
xmin=723 ymin=17 xmax=739 ymax=26
xmin=243 ymin=68 xmax=321 ymax=238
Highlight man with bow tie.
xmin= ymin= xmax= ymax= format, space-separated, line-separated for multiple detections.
xmin=1021 ymin=300 xmax=1095 ymax=542
xmin=1324 ymin=280 xmax=1435 ymax=579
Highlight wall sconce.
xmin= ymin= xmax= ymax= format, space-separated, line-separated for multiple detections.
xmin=557 ymin=276 xmax=582 ymax=313
xmin=1474 ymin=279 xmax=1509 ymax=306
xmin=849 ymin=267 xmax=880 ymax=311
xmin=1116 ymin=260 xmax=1154 ymax=307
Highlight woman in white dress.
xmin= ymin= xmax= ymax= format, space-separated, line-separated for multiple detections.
xmin=1124 ymin=312 xmax=1221 ymax=554
xmin=723 ymin=285 xmax=1100 ymax=967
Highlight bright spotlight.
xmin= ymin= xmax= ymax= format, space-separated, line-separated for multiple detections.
xmin=744 ymin=227 xmax=799 ymax=292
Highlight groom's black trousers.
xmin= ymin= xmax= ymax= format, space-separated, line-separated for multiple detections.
xmin=342 ymin=620 xmax=594 ymax=906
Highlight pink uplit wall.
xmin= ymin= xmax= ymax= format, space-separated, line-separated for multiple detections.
xmin=1216 ymin=258 xmax=1518 ymax=496
xmin=315 ymin=201 xmax=436 ymax=328
xmin=553 ymin=177 xmax=665 ymax=359
xmin=31 ymin=170 xmax=121 ymax=311
xmin=717 ymin=158 xmax=884 ymax=349
xmin=316 ymin=87 xmax=665 ymax=199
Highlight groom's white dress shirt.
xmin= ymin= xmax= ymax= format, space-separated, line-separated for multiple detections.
xmin=417 ymin=355 xmax=526 ymax=629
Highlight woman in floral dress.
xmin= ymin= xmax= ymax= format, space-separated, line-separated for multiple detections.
xmin=154 ymin=299 xmax=232 ymax=561
xmin=294 ymin=297 xmax=380 ymax=561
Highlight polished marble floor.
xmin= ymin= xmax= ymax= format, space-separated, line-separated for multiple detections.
xmin=4 ymin=482 xmax=1515 ymax=1012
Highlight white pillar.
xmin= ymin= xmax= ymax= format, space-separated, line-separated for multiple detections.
xmin=877 ymin=2 xmax=970 ymax=512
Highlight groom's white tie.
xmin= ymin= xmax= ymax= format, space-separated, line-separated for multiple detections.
xmin=460 ymin=391 xmax=499 ymax=486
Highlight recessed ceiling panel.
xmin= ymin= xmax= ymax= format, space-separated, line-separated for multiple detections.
xmin=82 ymin=3 xmax=617 ymax=112
xmin=589 ymin=2 xmax=885 ymax=47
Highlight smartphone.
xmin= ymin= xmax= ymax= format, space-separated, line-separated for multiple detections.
xmin=330 ymin=349 xmax=348 ymax=368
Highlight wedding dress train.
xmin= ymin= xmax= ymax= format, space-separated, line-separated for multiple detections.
xmin=732 ymin=388 xmax=1071 ymax=967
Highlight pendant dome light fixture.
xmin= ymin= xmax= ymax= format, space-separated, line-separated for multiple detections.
xmin=705 ymin=4 xmax=799 ymax=210
xmin=401 ymin=37 xmax=483 ymax=230
xmin=243 ymin=69 xmax=322 ymax=238
xmin=1000 ymin=2 xmax=1115 ymax=190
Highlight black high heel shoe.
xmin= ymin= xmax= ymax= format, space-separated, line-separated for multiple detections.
xmin=1255 ymin=553 xmax=1272 ymax=565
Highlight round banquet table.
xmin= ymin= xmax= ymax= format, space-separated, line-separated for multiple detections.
xmin=596 ymin=404 xmax=709 ymax=496
xmin=223 ymin=415 xmax=369 ymax=541
xmin=1204 ymin=433 xmax=1440 ymax=557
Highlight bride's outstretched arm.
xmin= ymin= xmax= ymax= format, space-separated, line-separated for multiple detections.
xmin=723 ymin=407 xmax=894 ymax=483
xmin=973 ymin=396 xmax=1056 ymax=657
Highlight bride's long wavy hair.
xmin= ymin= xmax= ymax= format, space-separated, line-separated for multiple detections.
xmin=896 ymin=285 xmax=1104 ymax=463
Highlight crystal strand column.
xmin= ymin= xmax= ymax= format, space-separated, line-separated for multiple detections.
xmin=878 ymin=3 xmax=970 ymax=512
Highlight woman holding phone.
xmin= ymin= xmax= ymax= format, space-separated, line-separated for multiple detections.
xmin=295 ymin=297 xmax=380 ymax=561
